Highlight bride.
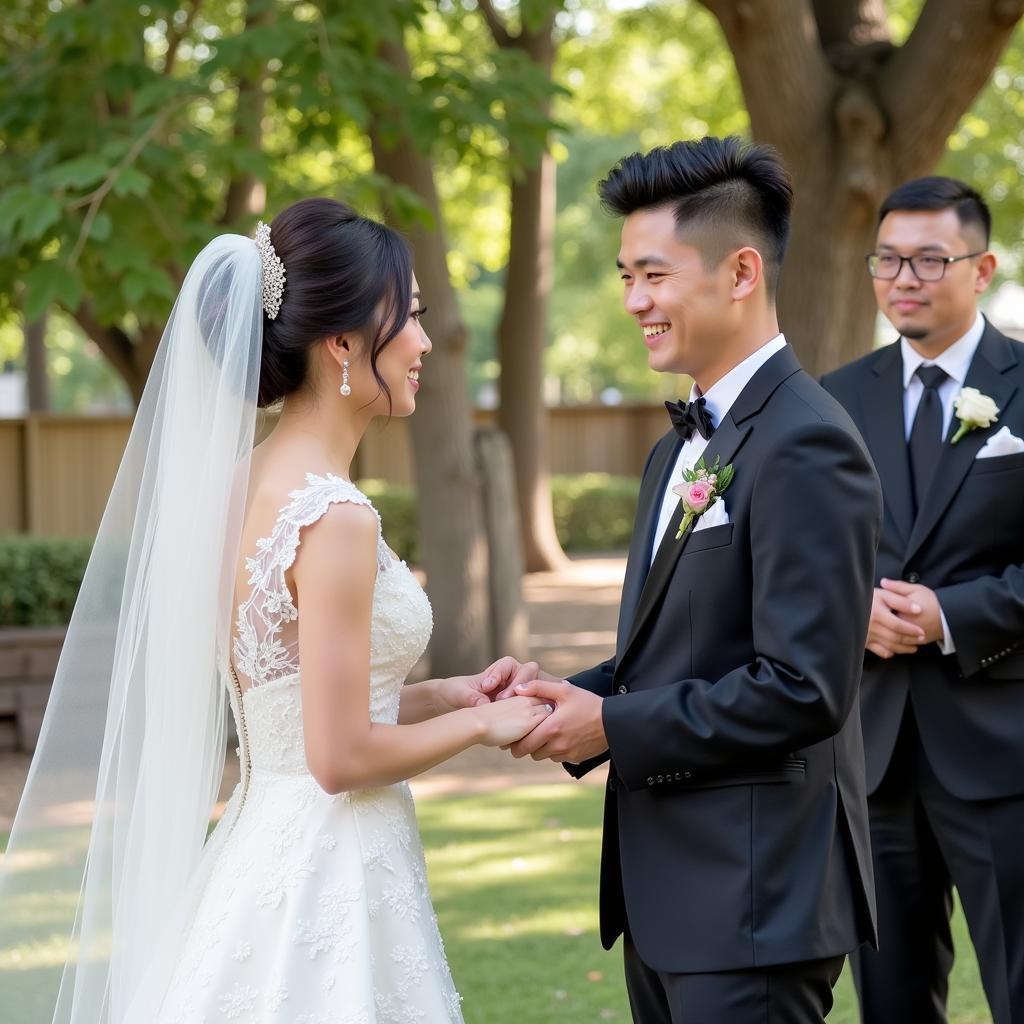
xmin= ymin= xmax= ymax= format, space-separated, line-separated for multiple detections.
xmin=0 ymin=197 xmax=550 ymax=1022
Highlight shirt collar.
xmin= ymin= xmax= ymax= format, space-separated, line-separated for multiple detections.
xmin=900 ymin=312 xmax=985 ymax=390
xmin=688 ymin=334 xmax=788 ymax=428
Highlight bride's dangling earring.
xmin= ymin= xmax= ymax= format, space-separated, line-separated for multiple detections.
xmin=340 ymin=359 xmax=351 ymax=397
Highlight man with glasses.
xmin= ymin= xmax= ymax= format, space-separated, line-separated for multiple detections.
xmin=823 ymin=177 xmax=1024 ymax=1023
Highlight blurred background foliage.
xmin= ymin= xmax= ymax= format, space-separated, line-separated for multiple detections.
xmin=2 ymin=0 xmax=1021 ymax=413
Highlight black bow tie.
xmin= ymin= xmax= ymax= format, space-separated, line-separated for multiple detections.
xmin=665 ymin=397 xmax=715 ymax=442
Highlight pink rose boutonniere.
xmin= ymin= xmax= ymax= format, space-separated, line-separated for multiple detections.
xmin=671 ymin=455 xmax=735 ymax=539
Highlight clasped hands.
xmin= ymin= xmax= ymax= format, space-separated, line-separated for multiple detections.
xmin=866 ymin=578 xmax=945 ymax=659
xmin=439 ymin=657 xmax=608 ymax=764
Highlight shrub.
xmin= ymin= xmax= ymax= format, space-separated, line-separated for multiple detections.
xmin=358 ymin=473 xmax=640 ymax=558
xmin=0 ymin=535 xmax=93 ymax=627
xmin=356 ymin=479 xmax=421 ymax=564
xmin=550 ymin=473 xmax=640 ymax=551
xmin=0 ymin=476 xmax=639 ymax=628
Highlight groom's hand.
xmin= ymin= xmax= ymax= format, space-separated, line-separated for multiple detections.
xmin=506 ymin=679 xmax=608 ymax=763
xmin=491 ymin=659 xmax=563 ymax=700
xmin=435 ymin=657 xmax=538 ymax=712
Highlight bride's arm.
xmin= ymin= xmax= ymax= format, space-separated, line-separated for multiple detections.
xmin=292 ymin=502 xmax=551 ymax=793
xmin=398 ymin=658 xmax=537 ymax=724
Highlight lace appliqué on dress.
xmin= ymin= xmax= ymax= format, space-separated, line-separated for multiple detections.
xmin=232 ymin=473 xmax=389 ymax=690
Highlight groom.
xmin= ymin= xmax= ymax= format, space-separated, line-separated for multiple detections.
xmin=508 ymin=138 xmax=882 ymax=1022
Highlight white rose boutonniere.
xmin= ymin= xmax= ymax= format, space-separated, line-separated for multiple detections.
xmin=951 ymin=387 xmax=999 ymax=444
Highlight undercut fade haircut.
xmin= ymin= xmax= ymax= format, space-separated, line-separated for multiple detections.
xmin=597 ymin=136 xmax=794 ymax=296
xmin=879 ymin=176 xmax=991 ymax=248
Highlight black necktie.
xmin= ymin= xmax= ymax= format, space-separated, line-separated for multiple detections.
xmin=908 ymin=364 xmax=948 ymax=513
xmin=666 ymin=397 xmax=715 ymax=442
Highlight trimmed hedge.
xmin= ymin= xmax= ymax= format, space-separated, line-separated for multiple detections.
xmin=550 ymin=473 xmax=640 ymax=552
xmin=0 ymin=535 xmax=93 ymax=627
xmin=0 ymin=475 xmax=641 ymax=627
xmin=358 ymin=473 xmax=640 ymax=560
xmin=357 ymin=479 xmax=421 ymax=565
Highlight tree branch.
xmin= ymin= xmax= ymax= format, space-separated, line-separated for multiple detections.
xmin=878 ymin=0 xmax=1024 ymax=177
xmin=219 ymin=3 xmax=273 ymax=226
xmin=163 ymin=0 xmax=201 ymax=76
xmin=696 ymin=0 xmax=834 ymax=159
xmin=812 ymin=0 xmax=889 ymax=48
xmin=70 ymin=303 xmax=139 ymax=393
xmin=477 ymin=0 xmax=515 ymax=47
xmin=66 ymin=109 xmax=172 ymax=266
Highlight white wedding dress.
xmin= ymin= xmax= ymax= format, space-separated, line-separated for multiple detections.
xmin=156 ymin=473 xmax=464 ymax=1024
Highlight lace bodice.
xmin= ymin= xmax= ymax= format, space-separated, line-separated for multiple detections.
xmin=231 ymin=472 xmax=433 ymax=773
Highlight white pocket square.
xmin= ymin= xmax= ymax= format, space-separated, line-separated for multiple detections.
xmin=693 ymin=498 xmax=730 ymax=531
xmin=976 ymin=426 xmax=1024 ymax=458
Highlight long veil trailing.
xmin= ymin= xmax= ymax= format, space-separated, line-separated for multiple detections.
xmin=0 ymin=234 xmax=264 ymax=1022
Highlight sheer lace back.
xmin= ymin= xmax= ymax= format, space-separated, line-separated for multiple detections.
xmin=232 ymin=472 xmax=392 ymax=693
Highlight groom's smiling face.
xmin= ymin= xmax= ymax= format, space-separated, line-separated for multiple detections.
xmin=617 ymin=205 xmax=732 ymax=377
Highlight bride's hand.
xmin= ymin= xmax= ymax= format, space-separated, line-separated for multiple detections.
xmin=472 ymin=696 xmax=553 ymax=748
xmin=434 ymin=657 xmax=539 ymax=713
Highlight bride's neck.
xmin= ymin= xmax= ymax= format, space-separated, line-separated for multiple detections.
xmin=269 ymin=392 xmax=368 ymax=478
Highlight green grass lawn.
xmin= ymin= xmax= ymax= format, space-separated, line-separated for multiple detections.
xmin=415 ymin=784 xmax=993 ymax=1024
xmin=0 ymin=786 xmax=994 ymax=1022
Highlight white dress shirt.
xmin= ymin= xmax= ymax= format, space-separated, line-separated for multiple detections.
xmin=899 ymin=311 xmax=985 ymax=655
xmin=650 ymin=334 xmax=788 ymax=564
xmin=900 ymin=311 xmax=985 ymax=441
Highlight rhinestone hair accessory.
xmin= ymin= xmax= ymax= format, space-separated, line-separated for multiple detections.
xmin=254 ymin=220 xmax=286 ymax=320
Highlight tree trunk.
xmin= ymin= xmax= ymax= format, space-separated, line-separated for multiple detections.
xmin=370 ymin=37 xmax=496 ymax=676
xmin=700 ymin=0 xmax=1024 ymax=376
xmin=475 ymin=428 xmax=529 ymax=660
xmin=776 ymin=84 xmax=886 ymax=374
xmin=71 ymin=304 xmax=149 ymax=404
xmin=488 ymin=7 xmax=567 ymax=572
xmin=498 ymin=146 xmax=568 ymax=570
xmin=24 ymin=316 xmax=50 ymax=412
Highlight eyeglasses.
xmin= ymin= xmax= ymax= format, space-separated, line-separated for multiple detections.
xmin=865 ymin=251 xmax=985 ymax=282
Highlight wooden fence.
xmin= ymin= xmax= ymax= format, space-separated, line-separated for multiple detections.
xmin=0 ymin=404 xmax=669 ymax=537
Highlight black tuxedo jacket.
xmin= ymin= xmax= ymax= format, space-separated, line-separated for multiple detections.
xmin=567 ymin=346 xmax=882 ymax=974
xmin=822 ymin=321 xmax=1024 ymax=800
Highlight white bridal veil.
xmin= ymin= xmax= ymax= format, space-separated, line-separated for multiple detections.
xmin=0 ymin=234 xmax=264 ymax=1021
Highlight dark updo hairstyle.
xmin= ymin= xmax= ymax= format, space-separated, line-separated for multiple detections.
xmin=598 ymin=136 xmax=793 ymax=296
xmin=257 ymin=197 xmax=413 ymax=409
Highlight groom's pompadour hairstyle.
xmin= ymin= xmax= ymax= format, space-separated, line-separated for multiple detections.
xmin=597 ymin=136 xmax=793 ymax=296
xmin=879 ymin=176 xmax=991 ymax=247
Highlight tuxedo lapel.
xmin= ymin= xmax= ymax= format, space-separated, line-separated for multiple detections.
xmin=616 ymin=346 xmax=802 ymax=669
xmin=620 ymin=412 xmax=750 ymax=667
xmin=615 ymin=434 xmax=681 ymax=655
xmin=864 ymin=344 xmax=915 ymax=544
xmin=904 ymin=326 xmax=1020 ymax=565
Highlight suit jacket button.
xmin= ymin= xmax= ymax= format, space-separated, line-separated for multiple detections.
xmin=647 ymin=777 xmax=654 ymax=786
xmin=608 ymin=776 xmax=618 ymax=791
xmin=683 ymin=771 xmax=692 ymax=779
xmin=674 ymin=772 xmax=682 ymax=781
xmin=617 ymin=685 xmax=628 ymax=694
xmin=657 ymin=775 xmax=664 ymax=783
xmin=904 ymin=571 xmax=921 ymax=584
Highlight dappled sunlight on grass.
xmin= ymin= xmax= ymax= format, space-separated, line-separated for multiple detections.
xmin=0 ymin=932 xmax=76 ymax=971
xmin=417 ymin=785 xmax=992 ymax=1024
xmin=0 ymin=789 xmax=992 ymax=1023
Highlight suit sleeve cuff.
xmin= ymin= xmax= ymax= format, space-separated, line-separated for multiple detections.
xmin=937 ymin=604 xmax=956 ymax=656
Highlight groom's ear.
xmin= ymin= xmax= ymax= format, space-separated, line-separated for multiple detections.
xmin=728 ymin=246 xmax=764 ymax=302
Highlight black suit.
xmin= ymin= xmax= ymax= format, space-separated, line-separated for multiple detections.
xmin=568 ymin=346 xmax=882 ymax=1022
xmin=822 ymin=321 xmax=1024 ymax=1024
